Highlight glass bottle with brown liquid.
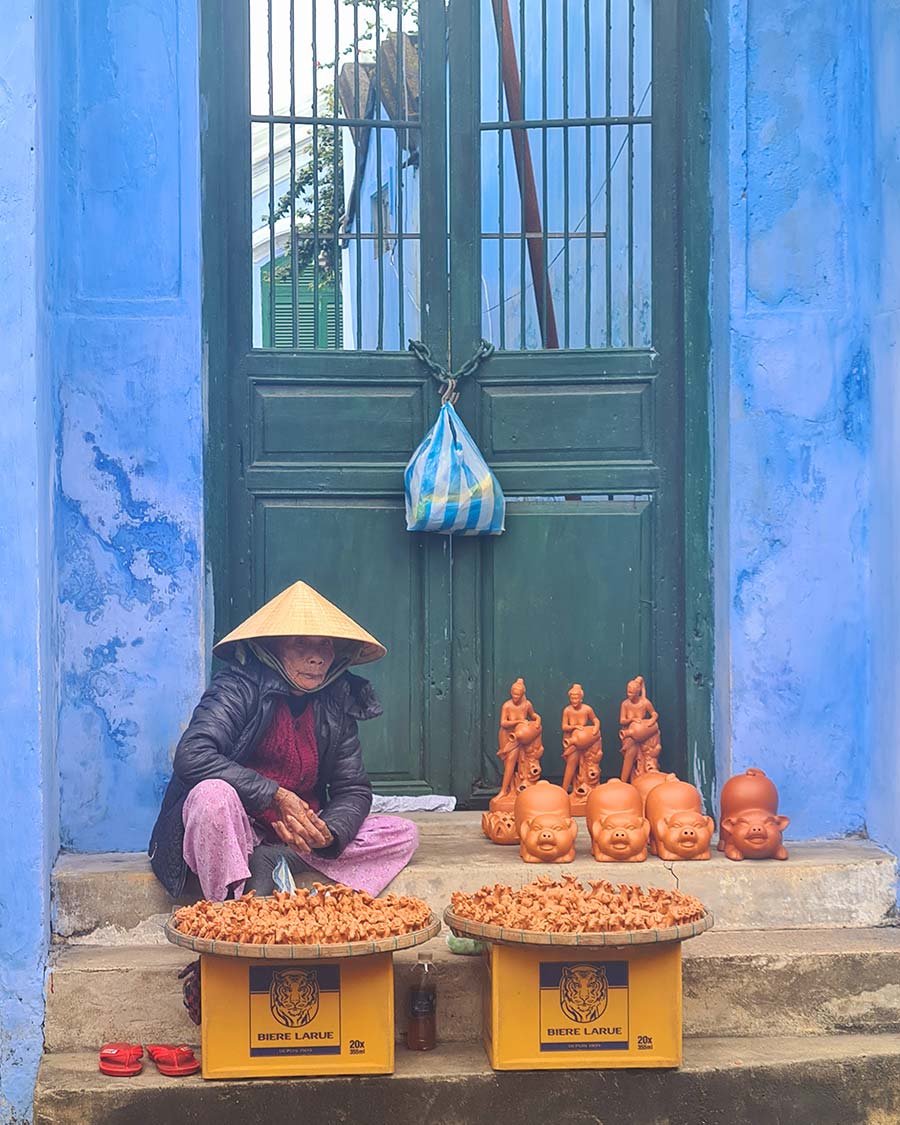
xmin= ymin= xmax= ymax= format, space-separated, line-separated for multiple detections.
xmin=405 ymin=952 xmax=437 ymax=1050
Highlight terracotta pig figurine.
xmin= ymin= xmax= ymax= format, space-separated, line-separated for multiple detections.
xmin=519 ymin=812 xmax=578 ymax=864
xmin=631 ymin=771 xmax=677 ymax=811
xmin=718 ymin=766 xmax=788 ymax=861
xmin=586 ymin=780 xmax=650 ymax=862
xmin=717 ymin=767 xmax=779 ymax=853
xmin=645 ymin=779 xmax=714 ymax=861
xmin=515 ymin=782 xmax=577 ymax=863
xmin=720 ymin=808 xmax=790 ymax=861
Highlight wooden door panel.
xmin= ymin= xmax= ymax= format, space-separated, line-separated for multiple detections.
xmin=476 ymin=498 xmax=653 ymax=795
xmin=250 ymin=381 xmax=426 ymax=464
xmin=255 ymin=497 xmax=437 ymax=793
xmin=480 ymin=379 xmax=654 ymax=462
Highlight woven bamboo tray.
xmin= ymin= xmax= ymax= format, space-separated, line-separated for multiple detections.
xmin=164 ymin=910 xmax=442 ymax=960
xmin=443 ymin=907 xmax=713 ymax=948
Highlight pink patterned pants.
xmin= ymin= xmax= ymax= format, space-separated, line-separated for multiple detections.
xmin=182 ymin=779 xmax=419 ymax=901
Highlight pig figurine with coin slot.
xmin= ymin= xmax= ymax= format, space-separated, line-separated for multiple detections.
xmin=645 ymin=778 xmax=714 ymax=861
xmin=585 ymin=780 xmax=650 ymax=862
xmin=717 ymin=768 xmax=780 ymax=854
xmin=515 ymin=782 xmax=577 ymax=863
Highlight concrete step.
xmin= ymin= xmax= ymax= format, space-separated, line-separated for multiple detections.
xmin=44 ymin=927 xmax=900 ymax=1051
xmin=52 ymin=814 xmax=899 ymax=939
xmin=34 ymin=1035 xmax=900 ymax=1125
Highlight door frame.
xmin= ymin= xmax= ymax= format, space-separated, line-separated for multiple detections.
xmin=198 ymin=0 xmax=715 ymax=806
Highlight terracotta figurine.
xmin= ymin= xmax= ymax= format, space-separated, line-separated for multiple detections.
xmin=631 ymin=770 xmax=677 ymax=811
xmin=718 ymin=768 xmax=789 ymax=861
xmin=496 ymin=679 xmax=541 ymax=795
xmin=481 ymin=809 xmax=518 ymax=845
xmin=560 ymin=684 xmax=603 ymax=814
xmin=585 ymin=780 xmax=650 ymax=863
xmin=645 ymin=778 xmax=714 ymax=861
xmin=618 ymin=676 xmax=662 ymax=782
xmin=515 ymin=782 xmax=577 ymax=864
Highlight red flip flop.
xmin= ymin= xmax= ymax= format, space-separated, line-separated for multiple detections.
xmin=98 ymin=1042 xmax=143 ymax=1077
xmin=146 ymin=1044 xmax=201 ymax=1077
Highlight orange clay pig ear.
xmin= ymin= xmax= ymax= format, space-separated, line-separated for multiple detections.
xmin=720 ymin=815 xmax=736 ymax=832
xmin=655 ymin=816 xmax=670 ymax=839
xmin=775 ymin=815 xmax=790 ymax=831
xmin=703 ymin=816 xmax=715 ymax=834
xmin=638 ymin=818 xmax=651 ymax=841
xmin=518 ymin=818 xmax=532 ymax=841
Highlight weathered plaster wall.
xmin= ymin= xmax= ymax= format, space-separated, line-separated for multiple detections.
xmin=0 ymin=2 xmax=57 ymax=1118
xmin=49 ymin=0 xmax=205 ymax=852
xmin=869 ymin=0 xmax=900 ymax=860
xmin=713 ymin=0 xmax=873 ymax=837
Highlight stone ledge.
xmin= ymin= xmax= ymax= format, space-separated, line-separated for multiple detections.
xmin=52 ymin=815 xmax=899 ymax=937
xmin=44 ymin=927 xmax=900 ymax=1050
xmin=34 ymin=1036 xmax=900 ymax=1125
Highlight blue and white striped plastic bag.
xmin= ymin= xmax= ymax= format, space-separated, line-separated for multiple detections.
xmin=404 ymin=402 xmax=506 ymax=535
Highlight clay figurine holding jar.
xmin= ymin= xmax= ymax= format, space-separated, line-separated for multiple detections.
xmin=561 ymin=684 xmax=603 ymax=815
xmin=515 ymin=781 xmax=578 ymax=864
xmin=618 ymin=676 xmax=662 ymax=782
xmin=488 ymin=679 xmax=543 ymax=815
xmin=718 ymin=768 xmax=789 ymax=861
xmin=645 ymin=778 xmax=715 ymax=860
xmin=585 ymin=779 xmax=650 ymax=862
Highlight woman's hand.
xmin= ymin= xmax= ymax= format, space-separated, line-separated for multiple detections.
xmin=272 ymin=788 xmax=334 ymax=853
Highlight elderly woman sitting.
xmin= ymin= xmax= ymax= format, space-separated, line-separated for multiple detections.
xmin=149 ymin=582 xmax=418 ymax=901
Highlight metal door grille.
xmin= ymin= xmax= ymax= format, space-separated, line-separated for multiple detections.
xmin=249 ymin=0 xmax=652 ymax=353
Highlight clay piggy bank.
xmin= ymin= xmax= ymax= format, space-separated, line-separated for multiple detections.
xmin=514 ymin=780 xmax=571 ymax=832
xmin=720 ymin=809 xmax=790 ymax=861
xmin=585 ymin=778 xmax=642 ymax=819
xmin=481 ymin=810 xmax=519 ymax=845
xmin=718 ymin=768 xmax=779 ymax=853
xmin=645 ymin=779 xmax=713 ymax=860
xmin=588 ymin=811 xmax=651 ymax=862
xmin=519 ymin=812 xmax=578 ymax=863
xmin=631 ymin=771 xmax=677 ymax=810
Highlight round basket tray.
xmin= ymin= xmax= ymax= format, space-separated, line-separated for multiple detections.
xmin=165 ymin=910 xmax=442 ymax=960
xmin=443 ymin=907 xmax=713 ymax=948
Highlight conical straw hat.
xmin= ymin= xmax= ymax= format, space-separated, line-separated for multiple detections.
xmin=213 ymin=581 xmax=386 ymax=665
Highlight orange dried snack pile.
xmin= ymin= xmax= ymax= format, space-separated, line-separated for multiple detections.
xmin=172 ymin=883 xmax=432 ymax=945
xmin=450 ymin=878 xmax=705 ymax=933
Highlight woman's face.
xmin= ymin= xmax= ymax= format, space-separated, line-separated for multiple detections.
xmin=271 ymin=635 xmax=335 ymax=690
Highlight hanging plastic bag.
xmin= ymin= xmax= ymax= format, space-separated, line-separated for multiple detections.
xmin=405 ymin=339 xmax=505 ymax=536
xmin=404 ymin=401 xmax=506 ymax=535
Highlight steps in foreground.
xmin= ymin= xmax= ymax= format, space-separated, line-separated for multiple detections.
xmin=44 ymin=927 xmax=900 ymax=1051
xmin=53 ymin=815 xmax=899 ymax=938
xmin=35 ymin=1035 xmax=900 ymax=1125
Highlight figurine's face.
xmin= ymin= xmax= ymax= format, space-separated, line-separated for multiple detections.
xmin=271 ymin=635 xmax=335 ymax=690
xmin=655 ymin=811 xmax=715 ymax=857
xmin=591 ymin=812 xmax=650 ymax=859
xmin=568 ymin=686 xmax=584 ymax=705
xmin=722 ymin=812 xmax=789 ymax=855
xmin=626 ymin=676 xmax=643 ymax=701
xmin=520 ymin=813 xmax=577 ymax=860
xmin=511 ymin=683 xmax=525 ymax=704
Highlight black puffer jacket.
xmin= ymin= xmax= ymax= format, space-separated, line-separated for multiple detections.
xmin=148 ymin=657 xmax=381 ymax=897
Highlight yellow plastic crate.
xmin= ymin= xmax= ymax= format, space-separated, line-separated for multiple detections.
xmin=199 ymin=951 xmax=395 ymax=1078
xmin=482 ymin=941 xmax=682 ymax=1070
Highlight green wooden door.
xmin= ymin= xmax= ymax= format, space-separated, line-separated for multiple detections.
xmin=203 ymin=0 xmax=711 ymax=804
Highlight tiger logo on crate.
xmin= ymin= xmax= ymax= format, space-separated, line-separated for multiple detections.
xmin=269 ymin=968 xmax=320 ymax=1028
xmin=558 ymin=964 xmax=609 ymax=1024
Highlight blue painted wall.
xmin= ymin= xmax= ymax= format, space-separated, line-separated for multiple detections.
xmin=869 ymin=0 xmax=900 ymax=860
xmin=711 ymin=0 xmax=875 ymax=838
xmin=0 ymin=2 xmax=57 ymax=1118
xmin=48 ymin=0 xmax=206 ymax=853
